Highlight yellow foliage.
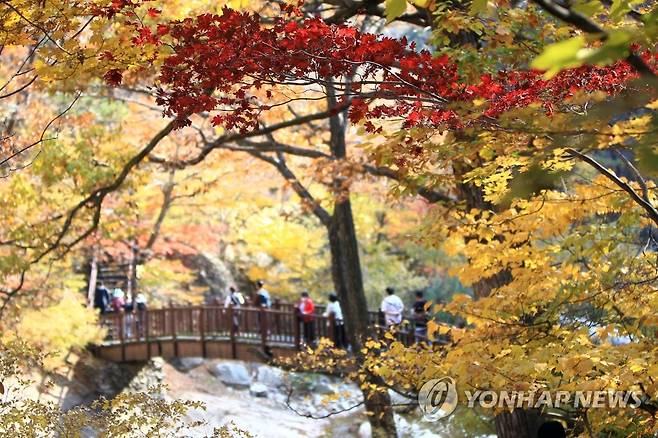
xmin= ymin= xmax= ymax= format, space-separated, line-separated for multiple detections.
xmin=11 ymin=293 xmax=105 ymax=369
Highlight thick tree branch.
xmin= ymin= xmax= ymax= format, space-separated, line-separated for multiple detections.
xmin=154 ymin=108 xmax=348 ymax=168
xmin=361 ymin=164 xmax=455 ymax=203
xmin=33 ymin=119 xmax=179 ymax=264
xmin=144 ymin=169 xmax=176 ymax=253
xmin=237 ymin=139 xmax=331 ymax=159
xmin=613 ymin=147 xmax=650 ymax=203
xmin=262 ymin=150 xmax=333 ymax=226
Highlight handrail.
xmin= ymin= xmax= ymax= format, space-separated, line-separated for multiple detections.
xmin=98 ymin=303 xmax=430 ymax=359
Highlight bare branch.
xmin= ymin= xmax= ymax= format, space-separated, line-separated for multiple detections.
xmin=0 ymin=92 xmax=81 ymax=169
xmin=566 ymin=147 xmax=658 ymax=226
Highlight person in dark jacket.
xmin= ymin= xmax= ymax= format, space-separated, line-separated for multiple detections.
xmin=412 ymin=290 xmax=429 ymax=341
xmin=94 ymin=283 xmax=111 ymax=314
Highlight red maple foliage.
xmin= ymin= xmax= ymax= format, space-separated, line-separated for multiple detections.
xmin=102 ymin=7 xmax=655 ymax=133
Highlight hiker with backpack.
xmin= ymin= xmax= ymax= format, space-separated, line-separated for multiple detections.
xmin=224 ymin=286 xmax=245 ymax=308
xmin=255 ymin=280 xmax=271 ymax=308
xmin=224 ymin=286 xmax=245 ymax=330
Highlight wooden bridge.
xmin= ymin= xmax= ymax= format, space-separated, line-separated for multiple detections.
xmin=94 ymin=303 xmax=427 ymax=363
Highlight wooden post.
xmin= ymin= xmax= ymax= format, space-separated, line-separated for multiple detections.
xmin=199 ymin=307 xmax=206 ymax=358
xmin=119 ymin=312 xmax=126 ymax=362
xmin=127 ymin=239 xmax=138 ymax=301
xmin=328 ymin=313 xmax=336 ymax=345
xmin=170 ymin=304 xmax=178 ymax=357
xmin=260 ymin=307 xmax=268 ymax=350
xmin=86 ymin=253 xmax=98 ymax=309
xmin=229 ymin=305 xmax=237 ymax=359
xmin=145 ymin=310 xmax=151 ymax=359
xmin=293 ymin=308 xmax=301 ymax=350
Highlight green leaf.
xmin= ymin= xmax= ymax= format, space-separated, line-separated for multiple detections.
xmin=531 ymin=36 xmax=586 ymax=77
xmin=610 ymin=0 xmax=631 ymax=22
xmin=579 ymin=29 xmax=632 ymax=65
xmin=469 ymin=0 xmax=488 ymax=15
xmin=385 ymin=0 xmax=407 ymax=22
xmin=571 ymin=0 xmax=603 ymax=17
xmin=636 ymin=144 xmax=658 ymax=176
xmin=642 ymin=6 xmax=658 ymax=39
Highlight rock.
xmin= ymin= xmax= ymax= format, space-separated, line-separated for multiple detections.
xmin=150 ymin=357 xmax=164 ymax=371
xmin=60 ymin=392 xmax=85 ymax=411
xmin=171 ymin=357 xmax=205 ymax=372
xmin=249 ymin=383 xmax=268 ymax=397
xmin=310 ymin=375 xmax=333 ymax=394
xmin=358 ymin=421 xmax=372 ymax=438
xmin=389 ymin=389 xmax=415 ymax=408
xmin=314 ymin=381 xmax=334 ymax=394
xmin=256 ymin=365 xmax=285 ymax=389
xmin=210 ymin=362 xmax=252 ymax=388
xmin=79 ymin=426 xmax=99 ymax=438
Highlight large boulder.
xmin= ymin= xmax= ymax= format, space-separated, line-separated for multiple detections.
xmin=171 ymin=357 xmax=205 ymax=372
xmin=255 ymin=365 xmax=285 ymax=389
xmin=209 ymin=362 xmax=252 ymax=388
xmin=388 ymin=388 xmax=416 ymax=408
xmin=249 ymin=383 xmax=268 ymax=397
xmin=313 ymin=375 xmax=335 ymax=394
xmin=358 ymin=421 xmax=371 ymax=438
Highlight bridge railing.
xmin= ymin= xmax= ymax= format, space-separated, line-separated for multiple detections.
xmin=98 ymin=304 xmax=431 ymax=353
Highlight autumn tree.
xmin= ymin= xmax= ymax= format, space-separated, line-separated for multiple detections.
xmin=2 ymin=0 xmax=657 ymax=436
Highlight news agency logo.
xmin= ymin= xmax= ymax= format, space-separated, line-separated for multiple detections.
xmin=418 ymin=377 xmax=458 ymax=421
xmin=418 ymin=376 xmax=643 ymax=422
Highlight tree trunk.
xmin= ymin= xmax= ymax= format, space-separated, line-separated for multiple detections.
xmin=495 ymin=409 xmax=543 ymax=438
xmin=454 ymin=161 xmax=513 ymax=298
xmin=456 ymin=160 xmax=542 ymax=436
xmin=327 ymin=198 xmax=397 ymax=437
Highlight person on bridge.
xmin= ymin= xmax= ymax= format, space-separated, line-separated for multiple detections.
xmin=111 ymin=288 xmax=126 ymax=313
xmin=255 ymin=280 xmax=271 ymax=308
xmin=94 ymin=283 xmax=111 ymax=314
xmin=298 ymin=291 xmax=315 ymax=346
xmin=380 ymin=287 xmax=404 ymax=327
xmin=224 ymin=286 xmax=244 ymax=330
xmin=412 ymin=290 xmax=429 ymax=342
xmin=134 ymin=293 xmax=148 ymax=337
xmin=122 ymin=293 xmax=136 ymax=338
xmin=224 ymin=286 xmax=245 ymax=308
xmin=323 ymin=293 xmax=346 ymax=349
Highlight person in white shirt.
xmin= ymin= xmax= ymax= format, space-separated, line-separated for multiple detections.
xmin=380 ymin=287 xmax=404 ymax=327
xmin=323 ymin=293 xmax=346 ymax=348
xmin=223 ymin=286 xmax=245 ymax=308
xmin=224 ymin=286 xmax=244 ymax=329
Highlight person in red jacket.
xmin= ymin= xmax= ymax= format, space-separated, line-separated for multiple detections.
xmin=298 ymin=291 xmax=315 ymax=346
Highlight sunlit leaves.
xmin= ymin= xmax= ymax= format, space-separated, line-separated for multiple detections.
xmin=531 ymin=36 xmax=587 ymax=77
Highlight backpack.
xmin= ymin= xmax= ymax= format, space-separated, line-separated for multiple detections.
xmin=231 ymin=292 xmax=245 ymax=306
xmin=258 ymin=291 xmax=271 ymax=308
xmin=111 ymin=297 xmax=125 ymax=312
